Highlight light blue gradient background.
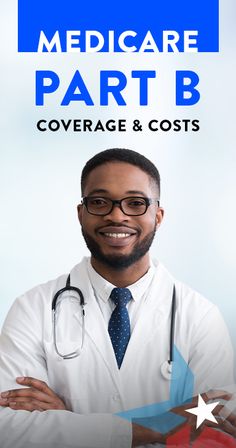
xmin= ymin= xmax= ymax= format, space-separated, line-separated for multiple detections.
xmin=0 ymin=0 xmax=236 ymax=367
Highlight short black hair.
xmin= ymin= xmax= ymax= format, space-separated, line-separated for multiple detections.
xmin=81 ymin=148 xmax=161 ymax=196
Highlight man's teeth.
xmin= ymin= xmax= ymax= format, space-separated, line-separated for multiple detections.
xmin=104 ymin=232 xmax=131 ymax=238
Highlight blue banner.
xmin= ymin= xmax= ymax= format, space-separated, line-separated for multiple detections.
xmin=18 ymin=0 xmax=219 ymax=52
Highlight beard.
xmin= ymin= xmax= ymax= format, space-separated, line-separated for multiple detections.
xmin=81 ymin=226 xmax=156 ymax=270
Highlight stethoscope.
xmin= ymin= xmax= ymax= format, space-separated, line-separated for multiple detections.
xmin=52 ymin=275 xmax=176 ymax=380
xmin=52 ymin=275 xmax=86 ymax=360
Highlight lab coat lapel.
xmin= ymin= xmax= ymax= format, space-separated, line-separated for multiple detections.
xmin=70 ymin=259 xmax=122 ymax=386
xmin=120 ymin=263 xmax=174 ymax=372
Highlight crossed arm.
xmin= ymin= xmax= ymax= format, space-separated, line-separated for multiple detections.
xmin=1 ymin=290 xmax=235 ymax=446
xmin=0 ymin=376 xmax=235 ymax=446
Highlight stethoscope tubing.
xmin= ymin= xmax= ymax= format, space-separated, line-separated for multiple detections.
xmin=52 ymin=275 xmax=176 ymax=366
xmin=169 ymin=285 xmax=176 ymax=364
xmin=52 ymin=275 xmax=86 ymax=311
xmin=52 ymin=275 xmax=86 ymax=359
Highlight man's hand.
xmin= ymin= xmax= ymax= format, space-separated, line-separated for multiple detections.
xmin=172 ymin=389 xmax=236 ymax=439
xmin=0 ymin=377 xmax=67 ymax=411
xmin=132 ymin=390 xmax=236 ymax=447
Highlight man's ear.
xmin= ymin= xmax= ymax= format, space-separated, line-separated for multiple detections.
xmin=156 ymin=207 xmax=164 ymax=229
xmin=77 ymin=204 xmax=83 ymax=225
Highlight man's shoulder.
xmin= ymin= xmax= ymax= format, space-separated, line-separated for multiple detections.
xmin=2 ymin=258 xmax=90 ymax=332
xmin=12 ymin=257 xmax=90 ymax=308
xmin=152 ymin=259 xmax=217 ymax=318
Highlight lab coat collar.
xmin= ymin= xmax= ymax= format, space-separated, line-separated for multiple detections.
xmin=120 ymin=260 xmax=175 ymax=372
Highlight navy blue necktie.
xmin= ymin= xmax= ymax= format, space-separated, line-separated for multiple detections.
xmin=108 ymin=288 xmax=132 ymax=368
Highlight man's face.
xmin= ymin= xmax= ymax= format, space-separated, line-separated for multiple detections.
xmin=77 ymin=162 xmax=164 ymax=270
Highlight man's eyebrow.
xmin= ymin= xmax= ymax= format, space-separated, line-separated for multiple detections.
xmin=85 ymin=189 xmax=108 ymax=196
xmin=85 ymin=189 xmax=147 ymax=196
xmin=125 ymin=190 xmax=146 ymax=196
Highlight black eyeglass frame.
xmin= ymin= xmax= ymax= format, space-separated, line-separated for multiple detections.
xmin=81 ymin=196 xmax=160 ymax=216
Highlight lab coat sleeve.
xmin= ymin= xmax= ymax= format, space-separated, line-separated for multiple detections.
xmin=0 ymin=293 xmax=132 ymax=448
xmin=0 ymin=408 xmax=132 ymax=448
xmin=189 ymin=304 xmax=235 ymax=393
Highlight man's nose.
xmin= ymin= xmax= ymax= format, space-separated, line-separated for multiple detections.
xmin=104 ymin=203 xmax=128 ymax=221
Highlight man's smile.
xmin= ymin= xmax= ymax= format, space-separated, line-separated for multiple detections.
xmin=103 ymin=233 xmax=131 ymax=238
xmin=97 ymin=226 xmax=138 ymax=247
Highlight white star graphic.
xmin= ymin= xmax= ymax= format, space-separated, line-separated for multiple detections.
xmin=185 ymin=394 xmax=220 ymax=429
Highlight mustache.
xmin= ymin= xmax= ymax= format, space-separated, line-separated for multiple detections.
xmin=96 ymin=223 xmax=141 ymax=233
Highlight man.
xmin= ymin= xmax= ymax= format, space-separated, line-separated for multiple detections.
xmin=0 ymin=148 xmax=235 ymax=447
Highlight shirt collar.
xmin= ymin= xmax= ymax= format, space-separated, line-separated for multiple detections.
xmin=87 ymin=258 xmax=155 ymax=303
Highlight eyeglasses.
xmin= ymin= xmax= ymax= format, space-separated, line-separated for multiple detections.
xmin=82 ymin=196 xmax=160 ymax=216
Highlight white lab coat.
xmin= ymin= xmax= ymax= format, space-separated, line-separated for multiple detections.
xmin=0 ymin=258 xmax=234 ymax=448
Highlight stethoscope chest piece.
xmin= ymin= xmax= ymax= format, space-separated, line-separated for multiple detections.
xmin=161 ymin=360 xmax=181 ymax=380
xmin=161 ymin=361 xmax=172 ymax=380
